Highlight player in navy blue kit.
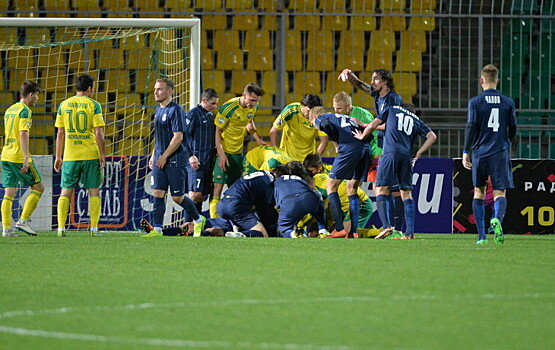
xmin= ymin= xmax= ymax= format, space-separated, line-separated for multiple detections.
xmin=309 ymin=107 xmax=370 ymax=238
xmin=273 ymin=163 xmax=327 ymax=238
xmin=217 ymin=170 xmax=278 ymax=237
xmin=145 ymin=78 xmax=206 ymax=237
xmin=184 ymin=88 xmax=219 ymax=214
xmin=354 ymin=103 xmax=436 ymax=240
xmin=462 ymin=64 xmax=517 ymax=245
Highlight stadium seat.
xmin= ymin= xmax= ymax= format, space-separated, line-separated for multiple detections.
xmin=257 ymin=0 xmax=276 ymax=11
xmin=232 ymin=14 xmax=259 ymax=31
xmin=516 ymin=141 xmax=541 ymax=159
xmin=216 ymin=49 xmax=245 ymax=70
xmin=338 ymin=30 xmax=367 ymax=52
xmin=37 ymin=47 xmax=65 ymax=69
xmin=104 ymin=70 xmax=131 ymax=92
xmin=336 ymin=51 xmax=365 ymax=72
xmin=379 ymin=0 xmax=406 ymax=11
xmin=512 ymin=0 xmax=539 ymax=14
xmin=293 ymin=72 xmax=322 ymax=94
xmin=118 ymin=138 xmax=146 ymax=156
xmin=105 ymin=0 xmax=130 ymax=11
xmin=8 ymin=70 xmax=37 ymax=91
xmin=203 ymin=70 xmax=226 ymax=94
xmin=6 ymin=49 xmax=35 ymax=69
xmin=202 ymin=14 xmax=229 ymax=30
xmin=196 ymin=0 xmax=223 ymax=11
xmin=350 ymin=16 xmax=377 ymax=31
xmin=29 ymin=138 xmax=49 ymax=155
xmin=133 ymin=70 xmax=155 ymax=93
xmin=66 ymin=49 xmax=89 ymax=70
xmin=284 ymin=48 xmax=304 ymax=71
xmin=213 ymin=30 xmax=241 ymax=50
xmin=0 ymin=75 xmax=4 ymax=92
xmin=393 ymin=72 xmax=417 ymax=96
xmin=231 ymin=70 xmax=258 ymax=94
xmin=321 ymin=16 xmax=349 ymax=31
xmin=54 ymin=28 xmax=82 ymax=42
xmin=104 ymin=122 xmax=120 ymax=139
xmin=351 ymin=92 xmax=376 ymax=112
xmin=262 ymin=15 xmax=277 ymax=30
xmin=318 ymin=0 xmax=346 ymax=12
xmin=349 ymin=0 xmax=377 ymax=12
xmin=306 ymin=30 xmax=335 ymax=51
xmin=520 ymin=93 xmax=545 ymax=110
xmin=41 ymin=70 xmax=68 ymax=92
xmin=517 ymin=112 xmax=542 ymax=137
xmin=400 ymin=30 xmax=427 ymax=52
xmin=366 ymin=50 xmax=393 ymax=71
xmin=244 ymin=30 xmax=272 ymax=50
xmin=120 ymin=34 xmax=148 ymax=50
xmin=225 ymin=0 xmax=254 ymax=10
xmin=291 ymin=15 xmax=321 ymax=31
xmin=246 ymin=49 xmax=273 ymax=70
xmin=32 ymin=117 xmax=55 ymax=138
xmin=97 ymin=48 xmax=125 ymax=69
xmin=380 ymin=12 xmax=407 ymax=31
xmin=123 ymin=124 xmax=150 ymax=139
xmin=114 ymin=94 xmax=143 ymax=116
xmin=284 ymin=30 xmax=302 ymax=48
xmin=104 ymin=138 xmax=115 ymax=156
xmin=306 ymin=49 xmax=334 ymax=71
xmin=410 ymin=0 xmax=437 ymax=11
xmin=409 ymin=10 xmax=436 ymax=31
xmin=201 ymin=49 xmax=214 ymax=70
xmin=261 ymin=71 xmax=278 ymax=95
xmin=395 ymin=49 xmax=422 ymax=72
xmin=25 ymin=28 xmax=53 ymax=45
xmin=287 ymin=0 xmax=317 ymax=11
xmin=73 ymin=0 xmax=99 ymax=11
xmin=369 ymin=30 xmax=396 ymax=52
xmin=324 ymin=71 xmax=344 ymax=95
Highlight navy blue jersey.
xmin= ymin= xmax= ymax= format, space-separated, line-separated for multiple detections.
xmin=224 ymin=170 xmax=275 ymax=206
xmin=314 ymin=113 xmax=368 ymax=150
xmin=274 ymin=175 xmax=317 ymax=209
xmin=184 ymin=104 xmax=215 ymax=164
xmin=467 ymin=89 xmax=517 ymax=158
xmin=371 ymin=89 xmax=402 ymax=119
xmin=380 ymin=105 xmax=432 ymax=156
xmin=153 ymin=101 xmax=188 ymax=167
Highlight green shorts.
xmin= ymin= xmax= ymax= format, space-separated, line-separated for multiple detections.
xmin=61 ymin=159 xmax=103 ymax=189
xmin=1 ymin=161 xmax=42 ymax=188
xmin=343 ymin=197 xmax=374 ymax=228
xmin=213 ymin=153 xmax=244 ymax=185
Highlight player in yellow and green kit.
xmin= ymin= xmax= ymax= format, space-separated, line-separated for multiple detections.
xmin=1 ymin=81 xmax=44 ymax=237
xmin=269 ymin=94 xmax=328 ymax=162
xmin=243 ymin=145 xmax=292 ymax=174
xmin=54 ymin=74 xmax=106 ymax=237
xmin=210 ymin=83 xmax=266 ymax=217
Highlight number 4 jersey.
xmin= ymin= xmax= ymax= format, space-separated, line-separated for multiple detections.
xmin=467 ymin=88 xmax=516 ymax=158
xmin=55 ymin=95 xmax=105 ymax=161
xmin=380 ymin=105 xmax=432 ymax=157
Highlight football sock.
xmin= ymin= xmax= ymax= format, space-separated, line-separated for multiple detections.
xmin=494 ymin=197 xmax=507 ymax=223
xmin=20 ymin=190 xmax=42 ymax=222
xmin=194 ymin=201 xmax=203 ymax=214
xmin=472 ymin=198 xmax=486 ymax=240
xmin=403 ymin=198 xmax=415 ymax=237
xmin=1 ymin=195 xmax=14 ymax=229
xmin=152 ymin=197 xmax=165 ymax=228
xmin=328 ymin=192 xmax=345 ymax=231
xmin=394 ymin=195 xmax=405 ymax=231
xmin=241 ymin=229 xmax=263 ymax=237
xmin=162 ymin=227 xmax=184 ymax=236
xmin=387 ymin=194 xmax=395 ymax=228
xmin=376 ymin=194 xmax=392 ymax=228
xmin=89 ymin=195 xmax=101 ymax=229
xmin=178 ymin=196 xmax=200 ymax=221
xmin=348 ymin=194 xmax=360 ymax=233
xmin=57 ymin=195 xmax=70 ymax=230
xmin=209 ymin=196 xmax=220 ymax=218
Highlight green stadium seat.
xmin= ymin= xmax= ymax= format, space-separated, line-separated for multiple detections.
xmin=517 ymin=112 xmax=543 ymax=138
xmin=499 ymin=74 xmax=521 ymax=99
xmin=541 ymin=19 xmax=555 ymax=33
xmin=511 ymin=18 xmax=534 ymax=33
xmin=516 ymin=142 xmax=541 ymax=159
xmin=520 ymin=93 xmax=545 ymax=110
xmin=512 ymin=0 xmax=540 ymax=14
xmin=501 ymin=33 xmax=529 ymax=75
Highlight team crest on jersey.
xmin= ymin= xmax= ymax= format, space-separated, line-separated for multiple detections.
xmin=162 ymin=113 xmax=167 ymax=121
xmin=276 ymin=118 xmax=283 ymax=126
xmin=218 ymin=117 xmax=225 ymax=124
xmin=247 ymin=113 xmax=254 ymax=119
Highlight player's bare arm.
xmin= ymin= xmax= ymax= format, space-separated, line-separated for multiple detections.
xmin=353 ymin=118 xmax=381 ymax=140
xmin=54 ymin=127 xmax=65 ymax=173
xmin=247 ymin=120 xmax=267 ymax=146
xmin=269 ymin=125 xmax=280 ymax=147
xmin=316 ymin=135 xmax=328 ymax=155
xmin=94 ymin=126 xmax=106 ymax=169
xmin=414 ymin=131 xmax=437 ymax=166
xmin=19 ymin=130 xmax=29 ymax=174
xmin=215 ymin=125 xmax=229 ymax=170
xmin=339 ymin=68 xmax=372 ymax=93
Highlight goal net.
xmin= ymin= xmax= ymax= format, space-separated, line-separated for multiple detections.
xmin=0 ymin=18 xmax=200 ymax=232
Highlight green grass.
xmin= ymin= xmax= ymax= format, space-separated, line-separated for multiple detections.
xmin=1 ymin=233 xmax=554 ymax=350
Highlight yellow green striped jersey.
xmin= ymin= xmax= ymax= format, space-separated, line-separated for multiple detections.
xmin=1 ymin=102 xmax=33 ymax=163
xmin=215 ymin=97 xmax=258 ymax=155
xmin=55 ymin=96 xmax=105 ymax=161
xmin=243 ymin=145 xmax=292 ymax=173
xmin=313 ymin=172 xmax=369 ymax=212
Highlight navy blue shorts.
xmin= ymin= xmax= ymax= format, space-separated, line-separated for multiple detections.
xmin=151 ymin=166 xmax=186 ymax=196
xmin=376 ymin=153 xmax=413 ymax=189
xmin=278 ymin=191 xmax=325 ymax=237
xmin=329 ymin=145 xmax=371 ymax=181
xmin=217 ymin=196 xmax=259 ymax=230
xmin=472 ymin=150 xmax=514 ymax=190
xmin=206 ymin=217 xmax=234 ymax=233
xmin=186 ymin=163 xmax=213 ymax=195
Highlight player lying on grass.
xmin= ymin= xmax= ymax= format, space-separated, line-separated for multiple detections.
xmin=243 ymin=145 xmax=292 ymax=174
xmin=141 ymin=217 xmax=237 ymax=237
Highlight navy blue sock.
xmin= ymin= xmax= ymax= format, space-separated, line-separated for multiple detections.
xmin=472 ymin=198 xmax=486 ymax=240
xmin=153 ymin=197 xmax=166 ymax=228
xmin=386 ymin=194 xmax=395 ymax=228
xmin=241 ymin=229 xmax=264 ymax=237
xmin=394 ymin=195 xmax=405 ymax=231
xmin=403 ymin=198 xmax=415 ymax=236
xmin=494 ymin=197 xmax=507 ymax=223
xmin=376 ymin=194 xmax=392 ymax=228
xmin=328 ymin=192 xmax=345 ymax=231
xmin=348 ymin=194 xmax=360 ymax=233
xmin=194 ymin=201 xmax=203 ymax=215
xmin=179 ymin=196 xmax=199 ymax=221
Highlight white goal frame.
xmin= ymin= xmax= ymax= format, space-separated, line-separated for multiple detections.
xmin=1 ymin=17 xmax=201 ymax=109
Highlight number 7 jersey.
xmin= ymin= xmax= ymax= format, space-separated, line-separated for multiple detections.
xmin=55 ymin=95 xmax=105 ymax=161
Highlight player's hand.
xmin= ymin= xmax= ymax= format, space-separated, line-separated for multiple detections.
xmin=189 ymin=155 xmax=200 ymax=170
xmin=257 ymin=139 xmax=268 ymax=146
xmin=99 ymin=156 xmax=106 ymax=169
xmin=156 ymin=155 xmax=167 ymax=169
xmin=148 ymin=156 xmax=154 ymax=170
xmin=412 ymin=156 xmax=419 ymax=167
xmin=462 ymin=153 xmax=472 ymax=170
xmin=20 ymin=158 xmax=29 ymax=174
xmin=351 ymin=117 xmax=368 ymax=128
xmin=352 ymin=129 xmax=364 ymax=140
xmin=218 ymin=153 xmax=229 ymax=171
xmin=54 ymin=158 xmax=63 ymax=173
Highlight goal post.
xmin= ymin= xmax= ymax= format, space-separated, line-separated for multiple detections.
xmin=0 ymin=17 xmax=201 ymax=232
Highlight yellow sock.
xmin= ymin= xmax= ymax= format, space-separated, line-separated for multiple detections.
xmin=2 ymin=195 xmax=14 ymax=229
xmin=57 ymin=196 xmax=70 ymax=230
xmin=209 ymin=196 xmax=220 ymax=218
xmin=20 ymin=190 xmax=42 ymax=222
xmin=89 ymin=196 xmax=101 ymax=229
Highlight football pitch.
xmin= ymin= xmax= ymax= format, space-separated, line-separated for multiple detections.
xmin=1 ymin=233 xmax=553 ymax=350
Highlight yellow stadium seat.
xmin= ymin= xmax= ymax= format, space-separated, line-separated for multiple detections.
xmin=66 ymin=48 xmax=89 ymax=70
xmin=393 ymin=72 xmax=417 ymax=96
xmin=262 ymin=15 xmax=277 ymax=30
xmin=202 ymin=49 xmax=214 ymax=70
xmin=120 ymin=34 xmax=148 ymax=50
xmin=257 ymin=0 xmax=276 ymax=11
xmin=138 ymin=0 xmax=161 ymax=11
xmin=321 ymin=16 xmax=349 ymax=31
xmin=29 ymin=138 xmax=49 ymax=155
xmin=0 ymin=93 xmax=14 ymax=104
xmin=8 ymin=70 xmax=37 ymax=91
xmin=306 ymin=49 xmax=334 ymax=71
xmin=284 ymin=48 xmax=304 ymax=71
xmin=216 ymin=49 xmax=245 ymax=70
xmin=247 ymin=49 xmax=273 ymax=70
xmin=395 ymin=49 xmax=422 ymax=72
xmin=307 ymin=30 xmax=334 ymax=51
xmin=25 ymin=28 xmax=52 ymax=44
xmin=105 ymin=0 xmax=130 ymax=11
xmin=104 ymin=138 xmax=115 ymax=156
xmin=410 ymin=0 xmax=437 ymax=11
xmin=291 ymin=16 xmax=320 ymax=31
xmin=232 ymin=14 xmax=259 ymax=31
xmin=6 ymin=49 xmax=35 ymax=69
xmin=104 ymin=122 xmax=120 ymax=139
xmin=134 ymin=70 xmax=155 ymax=93
xmin=287 ymin=0 xmax=316 ymax=12
xmin=244 ymin=30 xmax=272 ymax=51
xmin=73 ymin=0 xmax=99 ymax=11
xmin=338 ymin=30 xmax=367 ymax=52
xmin=104 ymin=70 xmax=131 ymax=92
xmin=203 ymin=70 xmax=226 ymax=94
xmin=380 ymin=11 xmax=407 ymax=31
xmin=123 ymin=124 xmax=150 ymax=139
xmin=225 ymin=0 xmax=253 ymax=10
xmin=324 ymin=71 xmax=344 ymax=94
xmin=231 ymin=70 xmax=258 ymax=94
xmin=350 ymin=16 xmax=377 ymax=31
xmin=293 ymin=72 xmax=322 ymax=94
xmin=337 ymin=50 xmax=365 ymax=72
xmin=202 ymin=14 xmax=228 ymax=30
xmin=369 ymin=30 xmax=396 ymax=52
xmin=213 ymin=30 xmax=241 ymax=49
xmin=349 ymin=0 xmax=377 ymax=12
xmin=42 ymin=0 xmax=71 ymax=11
xmin=400 ymin=30 xmax=427 ymax=52
xmin=41 ymin=70 xmax=68 ymax=92
xmin=47 ymin=92 xmax=68 ymax=112
xmin=0 ymin=76 xmax=4 ymax=91
xmin=351 ymin=91 xmax=375 ymax=111
xmin=284 ymin=30 xmax=302 ymax=48
xmin=366 ymin=50 xmax=393 ymax=71
xmin=114 ymin=93 xmax=143 ymax=116
xmin=196 ymin=0 xmax=223 ymax=11
xmin=118 ymin=138 xmax=146 ymax=156
xmin=409 ymin=10 xmax=436 ymax=31
xmin=127 ymin=49 xmax=153 ymax=70
xmin=32 ymin=118 xmax=55 ymax=138
xmin=379 ymin=0 xmax=406 ymax=11
xmin=37 ymin=47 xmax=65 ymax=69
xmin=97 ymin=48 xmax=125 ymax=69
xmin=54 ymin=28 xmax=82 ymax=42
xmin=262 ymin=71 xmax=278 ymax=95
xmin=319 ymin=1 xmax=346 ymax=12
